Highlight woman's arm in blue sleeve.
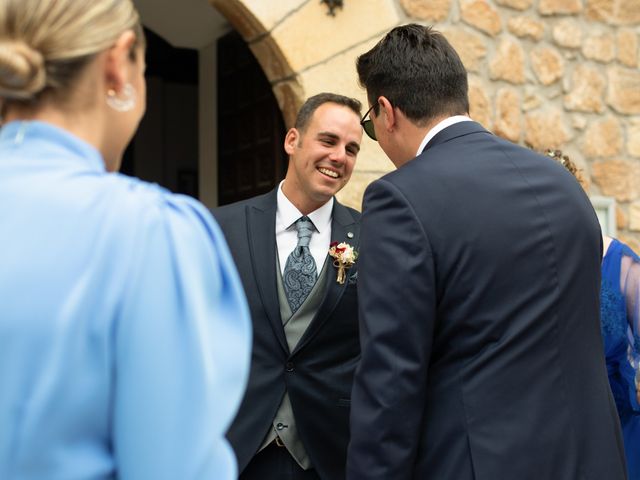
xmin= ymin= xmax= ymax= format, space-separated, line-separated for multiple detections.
xmin=621 ymin=251 xmax=640 ymax=411
xmin=113 ymin=195 xmax=251 ymax=480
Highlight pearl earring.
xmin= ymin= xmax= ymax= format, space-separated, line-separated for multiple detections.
xmin=106 ymin=83 xmax=136 ymax=112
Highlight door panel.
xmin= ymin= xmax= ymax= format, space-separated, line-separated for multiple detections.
xmin=217 ymin=31 xmax=287 ymax=206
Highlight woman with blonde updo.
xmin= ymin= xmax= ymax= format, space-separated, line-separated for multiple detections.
xmin=0 ymin=1 xmax=251 ymax=479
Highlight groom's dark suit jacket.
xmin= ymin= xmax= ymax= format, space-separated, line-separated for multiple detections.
xmin=213 ymin=189 xmax=360 ymax=480
xmin=348 ymin=121 xmax=628 ymax=480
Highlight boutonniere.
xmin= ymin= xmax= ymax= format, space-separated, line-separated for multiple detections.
xmin=328 ymin=241 xmax=358 ymax=284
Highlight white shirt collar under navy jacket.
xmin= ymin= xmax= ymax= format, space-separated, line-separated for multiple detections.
xmin=416 ymin=115 xmax=473 ymax=156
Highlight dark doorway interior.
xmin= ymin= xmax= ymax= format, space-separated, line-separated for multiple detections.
xmin=217 ymin=31 xmax=288 ymax=206
xmin=121 ymin=27 xmax=199 ymax=198
xmin=122 ymin=27 xmax=286 ymax=205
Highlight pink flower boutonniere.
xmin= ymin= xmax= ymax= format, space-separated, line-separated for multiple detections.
xmin=328 ymin=241 xmax=358 ymax=284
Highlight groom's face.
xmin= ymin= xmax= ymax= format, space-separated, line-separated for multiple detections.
xmin=283 ymin=102 xmax=362 ymax=212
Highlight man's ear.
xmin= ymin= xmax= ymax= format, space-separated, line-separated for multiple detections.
xmin=104 ymin=30 xmax=137 ymax=94
xmin=284 ymin=128 xmax=300 ymax=155
xmin=378 ymin=96 xmax=396 ymax=133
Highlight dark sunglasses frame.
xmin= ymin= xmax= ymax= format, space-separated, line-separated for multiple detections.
xmin=360 ymin=104 xmax=377 ymax=141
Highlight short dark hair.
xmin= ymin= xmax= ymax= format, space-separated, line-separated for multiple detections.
xmin=356 ymin=24 xmax=469 ymax=124
xmin=294 ymin=92 xmax=362 ymax=132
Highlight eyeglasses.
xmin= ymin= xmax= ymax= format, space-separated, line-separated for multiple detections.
xmin=360 ymin=104 xmax=377 ymax=141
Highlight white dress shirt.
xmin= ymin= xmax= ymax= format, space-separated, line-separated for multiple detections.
xmin=416 ymin=115 xmax=473 ymax=156
xmin=276 ymin=181 xmax=333 ymax=275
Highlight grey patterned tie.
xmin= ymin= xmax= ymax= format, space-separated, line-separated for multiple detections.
xmin=283 ymin=216 xmax=317 ymax=313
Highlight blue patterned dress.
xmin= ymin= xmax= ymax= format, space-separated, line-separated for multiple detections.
xmin=602 ymin=238 xmax=640 ymax=479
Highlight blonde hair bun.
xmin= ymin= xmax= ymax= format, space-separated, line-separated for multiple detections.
xmin=0 ymin=40 xmax=46 ymax=100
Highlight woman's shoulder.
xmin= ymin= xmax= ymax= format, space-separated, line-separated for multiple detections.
xmin=100 ymin=173 xmax=218 ymax=248
xmin=109 ymin=173 xmax=208 ymax=218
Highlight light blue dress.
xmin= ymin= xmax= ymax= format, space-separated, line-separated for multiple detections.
xmin=601 ymin=238 xmax=640 ymax=479
xmin=0 ymin=121 xmax=251 ymax=479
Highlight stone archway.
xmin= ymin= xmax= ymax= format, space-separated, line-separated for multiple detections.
xmin=209 ymin=0 xmax=304 ymax=128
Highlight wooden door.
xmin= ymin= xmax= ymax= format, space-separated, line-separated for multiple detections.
xmin=217 ymin=31 xmax=288 ymax=206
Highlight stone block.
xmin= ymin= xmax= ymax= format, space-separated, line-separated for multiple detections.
xmin=531 ymin=46 xmax=564 ymax=85
xmin=617 ymin=204 xmax=628 ymax=230
xmin=400 ymin=0 xmax=453 ymax=21
xmin=552 ymin=18 xmax=583 ymax=49
xmin=629 ymin=202 xmax=640 ymax=232
xmin=564 ymin=64 xmax=606 ymax=113
xmin=592 ymin=159 xmax=640 ymax=202
xmin=607 ymin=66 xmax=640 ymax=114
xmin=494 ymin=87 xmax=521 ymax=142
xmin=495 ymin=0 xmax=534 ymax=10
xmin=460 ymin=0 xmax=503 ymax=36
xmin=628 ymin=202 xmax=640 ymax=232
xmin=489 ymin=37 xmax=526 ymax=84
xmin=469 ymin=77 xmax=492 ymax=129
xmin=582 ymin=116 xmax=623 ymax=158
xmin=507 ymin=16 xmax=545 ymax=41
xmin=586 ymin=0 xmax=640 ymax=26
xmin=440 ymin=27 xmax=488 ymax=72
xmin=572 ymin=115 xmax=588 ymax=130
xmin=627 ymin=118 xmax=640 ymax=158
xmin=524 ymin=107 xmax=569 ymax=150
xmin=617 ymin=29 xmax=639 ymax=68
xmin=582 ymin=31 xmax=616 ymax=63
xmin=539 ymin=0 xmax=583 ymax=14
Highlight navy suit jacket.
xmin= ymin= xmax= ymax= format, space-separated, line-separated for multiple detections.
xmin=213 ymin=189 xmax=360 ymax=480
xmin=347 ymin=121 xmax=628 ymax=480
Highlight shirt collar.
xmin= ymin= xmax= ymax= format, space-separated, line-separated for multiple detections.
xmin=276 ymin=181 xmax=334 ymax=233
xmin=416 ymin=115 xmax=472 ymax=156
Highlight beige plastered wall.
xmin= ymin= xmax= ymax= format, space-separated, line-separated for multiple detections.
xmin=209 ymin=0 xmax=640 ymax=248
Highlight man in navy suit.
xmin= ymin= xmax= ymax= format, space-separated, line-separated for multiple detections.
xmin=213 ymin=93 xmax=363 ymax=480
xmin=347 ymin=24 xmax=627 ymax=480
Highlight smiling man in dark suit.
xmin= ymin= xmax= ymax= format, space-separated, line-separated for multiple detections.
xmin=213 ymin=92 xmax=363 ymax=480
xmin=347 ymin=24 xmax=628 ymax=480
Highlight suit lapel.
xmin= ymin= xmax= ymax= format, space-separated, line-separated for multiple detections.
xmin=292 ymin=201 xmax=359 ymax=355
xmin=247 ymin=191 xmax=289 ymax=353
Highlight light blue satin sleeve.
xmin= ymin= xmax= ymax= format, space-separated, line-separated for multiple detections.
xmin=0 ymin=121 xmax=250 ymax=479
xmin=113 ymin=194 xmax=251 ymax=480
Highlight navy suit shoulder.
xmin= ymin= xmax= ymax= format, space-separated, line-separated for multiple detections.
xmin=212 ymin=190 xmax=274 ymax=225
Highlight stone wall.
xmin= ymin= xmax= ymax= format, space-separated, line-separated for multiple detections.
xmin=212 ymin=0 xmax=640 ymax=247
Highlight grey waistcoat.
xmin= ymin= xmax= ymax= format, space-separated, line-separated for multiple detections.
xmin=258 ymin=256 xmax=330 ymax=469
